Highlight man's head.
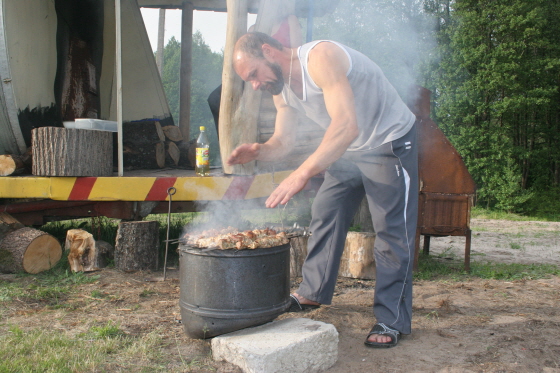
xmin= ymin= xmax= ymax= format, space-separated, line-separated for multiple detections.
xmin=233 ymin=32 xmax=286 ymax=95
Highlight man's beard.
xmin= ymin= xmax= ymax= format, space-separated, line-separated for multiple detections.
xmin=262 ymin=61 xmax=284 ymax=95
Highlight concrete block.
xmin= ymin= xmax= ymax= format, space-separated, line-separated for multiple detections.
xmin=211 ymin=318 xmax=338 ymax=373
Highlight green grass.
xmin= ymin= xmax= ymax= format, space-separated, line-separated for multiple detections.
xmin=0 ymin=257 xmax=98 ymax=306
xmin=0 ymin=324 xmax=176 ymax=373
xmin=471 ymin=206 xmax=560 ymax=222
xmin=414 ymin=254 xmax=560 ymax=281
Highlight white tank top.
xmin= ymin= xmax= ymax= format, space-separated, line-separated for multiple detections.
xmin=281 ymin=41 xmax=415 ymax=151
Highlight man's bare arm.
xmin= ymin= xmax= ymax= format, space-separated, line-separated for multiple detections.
xmin=227 ymin=93 xmax=298 ymax=165
xmin=266 ymin=42 xmax=359 ymax=207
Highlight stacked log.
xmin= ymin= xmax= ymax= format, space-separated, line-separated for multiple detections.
xmin=0 ymin=213 xmax=62 ymax=274
xmin=120 ymin=121 xmax=166 ymax=169
xmin=120 ymin=122 xmax=193 ymax=169
xmin=162 ymin=124 xmax=195 ymax=168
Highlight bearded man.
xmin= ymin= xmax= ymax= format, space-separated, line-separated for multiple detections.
xmin=227 ymin=32 xmax=418 ymax=349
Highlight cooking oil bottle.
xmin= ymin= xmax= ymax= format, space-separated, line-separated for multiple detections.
xmin=195 ymin=126 xmax=210 ymax=176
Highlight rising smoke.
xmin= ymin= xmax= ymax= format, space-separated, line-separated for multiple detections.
xmin=311 ymin=0 xmax=438 ymax=103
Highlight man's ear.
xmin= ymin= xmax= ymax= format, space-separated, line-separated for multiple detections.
xmin=261 ymin=43 xmax=274 ymax=61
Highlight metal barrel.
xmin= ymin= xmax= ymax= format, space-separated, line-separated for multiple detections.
xmin=179 ymin=243 xmax=291 ymax=339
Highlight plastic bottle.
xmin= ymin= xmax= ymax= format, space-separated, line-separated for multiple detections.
xmin=195 ymin=126 xmax=210 ymax=176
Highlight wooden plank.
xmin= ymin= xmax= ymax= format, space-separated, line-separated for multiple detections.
xmin=179 ymin=2 xmax=194 ymax=142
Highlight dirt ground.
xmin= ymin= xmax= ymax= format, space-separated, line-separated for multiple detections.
xmin=2 ymin=218 xmax=560 ymax=372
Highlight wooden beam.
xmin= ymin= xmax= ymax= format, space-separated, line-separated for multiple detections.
xmin=219 ymin=0 xmax=248 ymax=174
xmin=219 ymin=0 xmax=280 ymax=175
xmin=156 ymin=8 xmax=166 ymax=74
xmin=179 ymin=1 xmax=194 ymax=142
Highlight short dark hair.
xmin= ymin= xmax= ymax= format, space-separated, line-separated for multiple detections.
xmin=235 ymin=32 xmax=284 ymax=59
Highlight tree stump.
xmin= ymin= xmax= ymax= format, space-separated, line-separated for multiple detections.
xmin=65 ymin=229 xmax=97 ymax=272
xmin=114 ymin=221 xmax=159 ymax=271
xmin=32 ymin=127 xmax=113 ymax=176
xmin=0 ymin=227 xmax=62 ymax=274
xmin=289 ymin=235 xmax=308 ymax=278
xmin=339 ymin=232 xmax=376 ymax=280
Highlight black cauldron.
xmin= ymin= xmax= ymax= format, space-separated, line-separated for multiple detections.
xmin=179 ymin=243 xmax=291 ymax=339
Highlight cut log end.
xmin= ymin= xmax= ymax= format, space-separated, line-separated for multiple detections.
xmin=23 ymin=233 xmax=63 ymax=274
xmin=0 ymin=227 xmax=62 ymax=274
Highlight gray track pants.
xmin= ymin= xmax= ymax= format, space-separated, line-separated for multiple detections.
xmin=296 ymin=123 xmax=418 ymax=334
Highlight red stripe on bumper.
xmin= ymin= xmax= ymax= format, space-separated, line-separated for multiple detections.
xmin=222 ymin=176 xmax=255 ymax=200
xmin=68 ymin=177 xmax=98 ymax=200
xmin=145 ymin=178 xmax=178 ymax=201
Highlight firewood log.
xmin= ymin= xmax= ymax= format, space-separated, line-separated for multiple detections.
xmin=162 ymin=125 xmax=184 ymax=142
xmin=0 ymin=227 xmax=62 ymax=274
xmin=165 ymin=141 xmax=181 ymax=166
xmin=176 ymin=140 xmax=195 ymax=168
xmin=339 ymin=232 xmax=376 ymax=280
xmin=65 ymin=229 xmax=97 ymax=272
xmin=289 ymin=236 xmax=308 ymax=278
xmin=0 ymin=147 xmax=32 ymax=176
xmin=0 ymin=212 xmax=25 ymax=241
xmin=120 ymin=121 xmax=167 ymax=169
xmin=95 ymin=240 xmax=114 ymax=268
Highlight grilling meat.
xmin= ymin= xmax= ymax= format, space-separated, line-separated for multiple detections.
xmin=184 ymin=227 xmax=289 ymax=250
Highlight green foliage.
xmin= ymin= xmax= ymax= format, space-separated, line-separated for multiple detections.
xmin=161 ymin=32 xmax=223 ymax=165
xmin=431 ymin=0 xmax=560 ymax=212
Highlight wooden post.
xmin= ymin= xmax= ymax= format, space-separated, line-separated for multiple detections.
xmin=220 ymin=0 xmax=282 ymax=175
xmin=220 ymin=0 xmax=248 ymax=174
xmin=156 ymin=8 xmax=166 ymax=74
xmin=179 ymin=1 xmax=193 ymax=142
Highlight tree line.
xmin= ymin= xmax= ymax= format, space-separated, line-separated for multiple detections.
xmin=313 ymin=0 xmax=560 ymax=215
xmin=162 ymin=1 xmax=560 ymax=216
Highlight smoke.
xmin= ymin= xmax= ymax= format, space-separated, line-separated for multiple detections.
xmin=180 ymin=181 xmax=292 ymax=238
xmin=312 ymin=0 xmax=439 ymax=102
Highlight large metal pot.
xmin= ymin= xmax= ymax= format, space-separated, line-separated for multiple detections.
xmin=179 ymin=243 xmax=291 ymax=339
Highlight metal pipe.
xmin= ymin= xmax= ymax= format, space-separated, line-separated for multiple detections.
xmin=116 ymin=0 xmax=123 ymax=176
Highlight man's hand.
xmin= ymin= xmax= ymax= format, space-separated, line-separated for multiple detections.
xmin=227 ymin=143 xmax=261 ymax=165
xmin=266 ymin=170 xmax=310 ymax=208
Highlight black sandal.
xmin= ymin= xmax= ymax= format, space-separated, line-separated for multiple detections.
xmin=364 ymin=323 xmax=401 ymax=348
xmin=287 ymin=294 xmax=320 ymax=312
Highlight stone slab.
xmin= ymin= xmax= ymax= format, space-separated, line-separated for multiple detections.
xmin=211 ymin=318 xmax=338 ymax=373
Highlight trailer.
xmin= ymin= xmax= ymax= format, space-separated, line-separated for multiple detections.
xmin=0 ymin=0 xmax=335 ymax=225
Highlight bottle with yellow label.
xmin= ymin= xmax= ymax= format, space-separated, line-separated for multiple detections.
xmin=195 ymin=126 xmax=210 ymax=176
